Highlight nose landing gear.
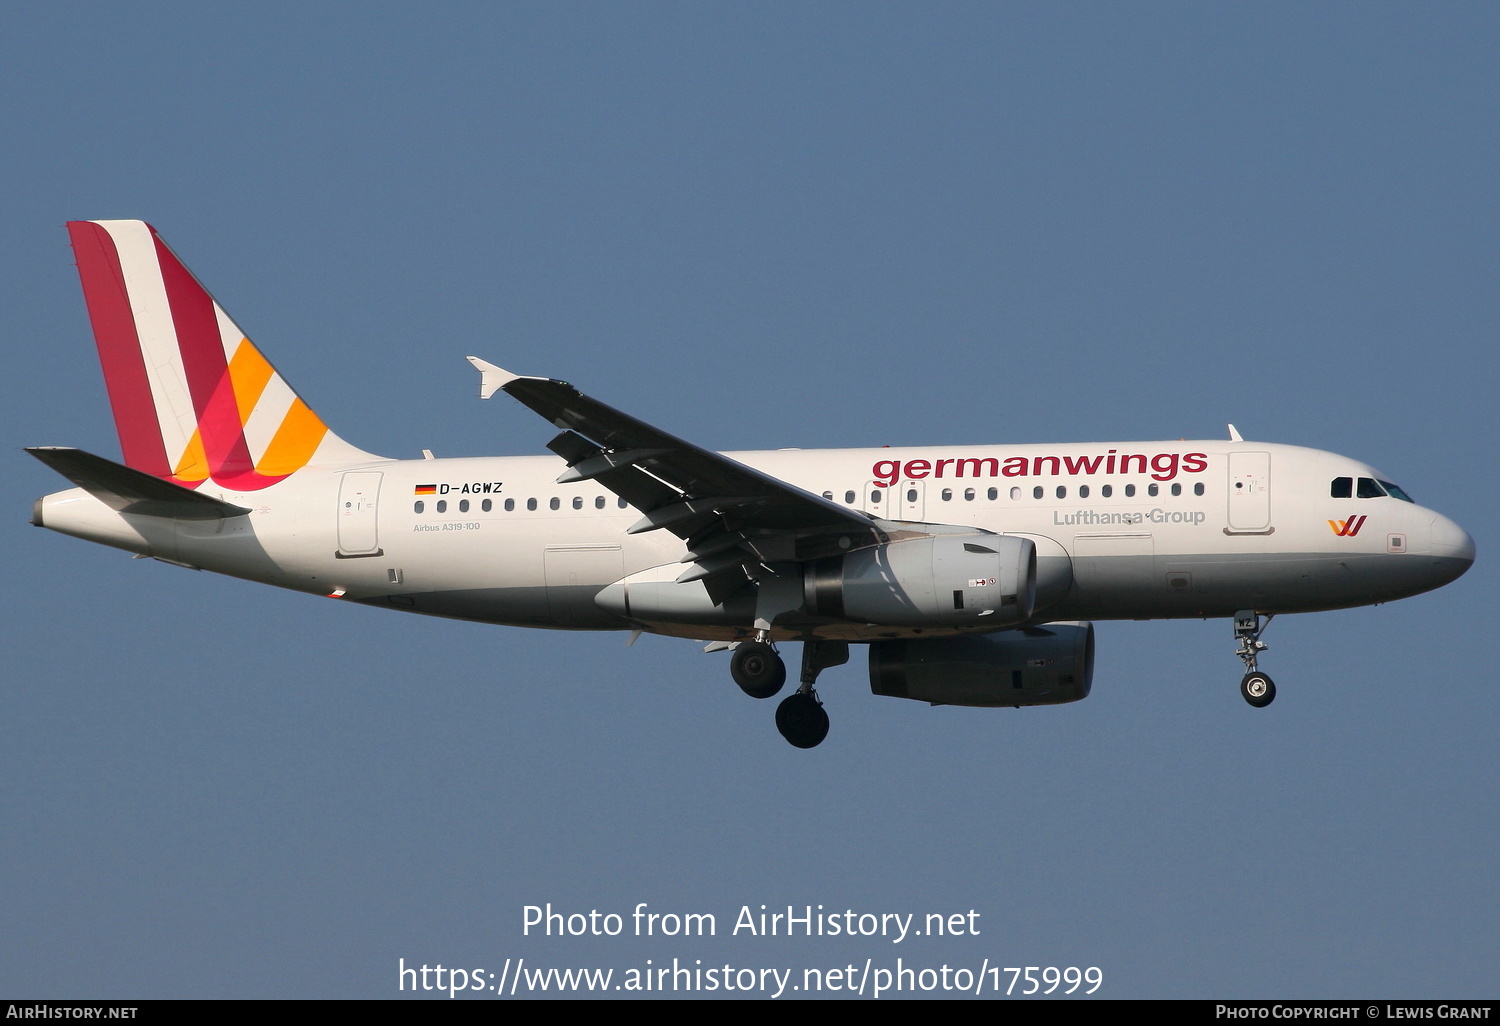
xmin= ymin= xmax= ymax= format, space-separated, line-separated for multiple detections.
xmin=1233 ymin=611 xmax=1276 ymax=708
xmin=1240 ymin=671 xmax=1276 ymax=708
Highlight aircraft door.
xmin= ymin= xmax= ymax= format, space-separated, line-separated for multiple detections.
xmin=1227 ymin=452 xmax=1272 ymax=532
xmin=862 ymin=481 xmax=892 ymax=519
xmin=336 ymin=472 xmax=383 ymax=557
xmin=899 ymin=479 xmax=925 ymax=521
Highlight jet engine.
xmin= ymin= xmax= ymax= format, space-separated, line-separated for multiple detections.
xmin=868 ymin=622 xmax=1094 ymax=707
xmin=803 ymin=534 xmax=1036 ymax=628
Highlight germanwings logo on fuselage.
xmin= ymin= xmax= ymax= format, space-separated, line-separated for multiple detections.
xmin=1328 ymin=515 xmax=1368 ymax=537
xmin=871 ymin=450 xmax=1209 ymax=487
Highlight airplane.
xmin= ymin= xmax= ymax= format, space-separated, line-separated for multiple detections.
xmin=29 ymin=220 xmax=1476 ymax=748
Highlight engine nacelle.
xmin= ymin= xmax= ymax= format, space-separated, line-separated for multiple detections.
xmin=804 ymin=534 xmax=1036 ymax=628
xmin=868 ymin=622 xmax=1095 ymax=707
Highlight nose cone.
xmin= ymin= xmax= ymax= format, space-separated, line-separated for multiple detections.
xmin=1431 ymin=512 xmax=1476 ymax=563
xmin=1426 ymin=511 xmax=1475 ymax=585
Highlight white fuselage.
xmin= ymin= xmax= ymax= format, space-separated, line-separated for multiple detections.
xmin=35 ymin=439 xmax=1474 ymax=642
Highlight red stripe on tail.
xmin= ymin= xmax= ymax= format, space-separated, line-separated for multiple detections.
xmin=66 ymin=221 xmax=172 ymax=477
xmin=151 ymin=232 xmax=254 ymax=480
xmin=150 ymin=231 xmax=291 ymax=490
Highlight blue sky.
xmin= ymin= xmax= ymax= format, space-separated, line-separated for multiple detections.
xmin=2 ymin=2 xmax=1495 ymax=998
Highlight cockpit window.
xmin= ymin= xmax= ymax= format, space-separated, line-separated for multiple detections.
xmin=1356 ymin=477 xmax=1386 ymax=499
xmin=1330 ymin=477 xmax=1352 ymax=498
xmin=1379 ymin=480 xmax=1414 ymax=503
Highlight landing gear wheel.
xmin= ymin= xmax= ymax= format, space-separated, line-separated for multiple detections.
xmin=1241 ymin=672 xmax=1276 ymax=708
xmin=775 ymin=692 xmax=829 ymax=748
xmin=730 ymin=641 xmax=785 ymax=699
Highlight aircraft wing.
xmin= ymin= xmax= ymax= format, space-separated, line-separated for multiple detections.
xmin=469 ymin=359 xmax=884 ymax=588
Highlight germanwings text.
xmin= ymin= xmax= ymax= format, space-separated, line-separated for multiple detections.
xmin=872 ymin=451 xmax=1209 ymax=487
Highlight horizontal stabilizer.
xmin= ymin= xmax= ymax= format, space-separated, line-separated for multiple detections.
xmin=26 ymin=447 xmax=251 ymax=520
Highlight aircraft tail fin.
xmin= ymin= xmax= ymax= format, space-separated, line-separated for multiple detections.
xmin=66 ymin=220 xmax=378 ymax=492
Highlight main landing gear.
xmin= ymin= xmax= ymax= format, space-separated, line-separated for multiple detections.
xmin=730 ymin=641 xmax=786 ymax=699
xmin=1233 ymin=610 xmax=1276 ymax=708
xmin=729 ymin=638 xmax=847 ymax=748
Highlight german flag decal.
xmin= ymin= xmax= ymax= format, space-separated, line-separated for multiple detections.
xmin=414 ymin=484 xmax=437 ymax=495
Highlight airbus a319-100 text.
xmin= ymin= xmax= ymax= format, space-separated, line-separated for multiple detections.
xmin=29 ymin=221 xmax=1475 ymax=747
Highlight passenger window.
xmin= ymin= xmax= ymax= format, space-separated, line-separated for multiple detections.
xmin=1032 ymin=486 xmax=1044 ymax=499
xmin=527 ymin=498 xmax=537 ymax=511
xmin=572 ymin=496 xmax=583 ymax=510
xmin=1331 ymin=477 xmax=1352 ymax=498
xmin=964 ymin=488 xmax=975 ymax=501
xmin=550 ymin=497 xmax=561 ymax=510
xmin=459 ymin=499 xmax=470 ymax=512
xmin=482 ymin=499 xmax=492 ymax=512
xmin=413 ymin=501 xmax=424 ymax=513
xmin=1194 ymin=483 xmax=1204 ymax=496
xmin=989 ymin=487 xmax=1000 ymax=500
xmin=941 ymin=488 xmax=952 ymax=501
xmin=618 ymin=497 xmax=628 ymax=508
xmin=871 ymin=490 xmax=883 ymax=503
xmin=1146 ymin=484 xmax=1158 ymax=497
xmin=907 ymin=488 xmax=918 ymax=502
xmin=844 ymin=490 xmax=856 ymax=504
xmin=436 ymin=500 xmax=447 ymax=513
xmin=822 ymin=490 xmax=833 ymax=500
xmin=1357 ymin=478 xmax=1386 ymax=499
xmin=1170 ymin=483 xmax=1181 ymax=496
xmin=1125 ymin=484 xmax=1136 ymax=497
xmin=1078 ymin=485 xmax=1089 ymax=499
xmin=504 ymin=498 xmax=515 ymax=511
xmin=595 ymin=496 xmax=605 ymax=509
xmin=1101 ymin=484 xmax=1112 ymax=498
xmin=1056 ymin=485 xmax=1066 ymax=499
xmin=1008 ymin=487 xmax=1018 ymax=500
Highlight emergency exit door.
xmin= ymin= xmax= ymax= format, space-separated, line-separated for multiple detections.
xmin=337 ymin=472 xmax=383 ymax=557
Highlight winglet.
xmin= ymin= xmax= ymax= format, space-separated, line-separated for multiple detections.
xmin=1227 ymin=424 xmax=1244 ymax=442
xmin=466 ymin=357 xmax=519 ymax=399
